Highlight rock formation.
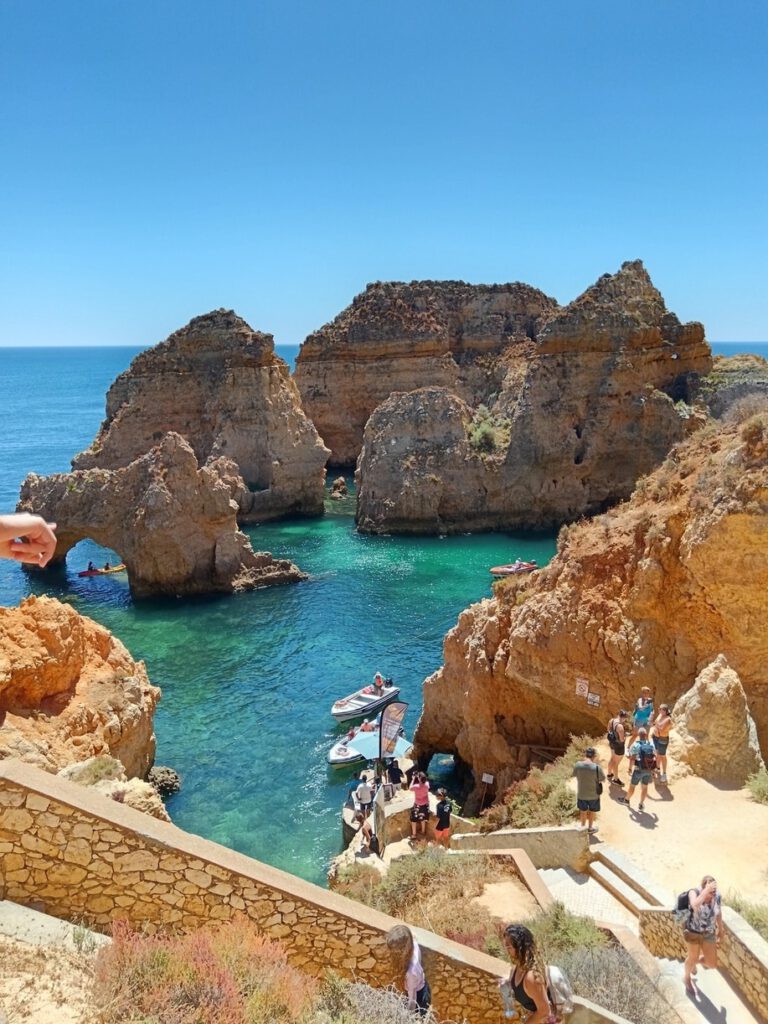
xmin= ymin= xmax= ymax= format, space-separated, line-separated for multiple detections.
xmin=74 ymin=309 xmax=330 ymax=522
xmin=355 ymin=262 xmax=712 ymax=534
xmin=58 ymin=755 xmax=172 ymax=822
xmin=295 ymin=280 xmax=559 ymax=466
xmin=413 ymin=409 xmax=768 ymax=810
xmin=0 ymin=596 xmax=159 ymax=777
xmin=696 ymin=353 xmax=768 ymax=420
xmin=19 ymin=433 xmax=305 ymax=598
xmin=670 ymin=655 xmax=765 ymax=785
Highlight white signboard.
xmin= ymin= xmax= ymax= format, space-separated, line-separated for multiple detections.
xmin=481 ymin=772 xmax=494 ymax=784
xmin=587 ymin=692 xmax=601 ymax=707
xmin=575 ymin=678 xmax=589 ymax=698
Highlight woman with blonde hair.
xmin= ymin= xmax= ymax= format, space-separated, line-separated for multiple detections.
xmin=386 ymin=924 xmax=431 ymax=1015
xmin=501 ymin=924 xmax=552 ymax=1023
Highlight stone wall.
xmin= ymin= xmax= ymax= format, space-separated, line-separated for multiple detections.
xmin=0 ymin=760 xmax=627 ymax=1024
xmin=451 ymin=825 xmax=590 ymax=869
xmin=640 ymin=907 xmax=768 ymax=1022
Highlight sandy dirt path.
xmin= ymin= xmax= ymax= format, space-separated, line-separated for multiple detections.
xmin=585 ymin=741 xmax=768 ymax=901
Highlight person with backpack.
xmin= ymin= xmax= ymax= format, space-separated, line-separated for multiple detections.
xmin=682 ymin=875 xmax=723 ymax=995
xmin=500 ymin=924 xmax=554 ymax=1023
xmin=618 ymin=727 xmax=656 ymax=811
xmin=606 ymin=709 xmax=629 ymax=786
xmin=572 ymin=746 xmax=606 ymax=834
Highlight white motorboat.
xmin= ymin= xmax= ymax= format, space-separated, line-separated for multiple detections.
xmin=328 ymin=721 xmax=413 ymax=767
xmin=330 ymin=680 xmax=400 ymax=722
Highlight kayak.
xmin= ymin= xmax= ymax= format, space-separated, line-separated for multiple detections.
xmin=78 ymin=564 xmax=127 ymax=577
xmin=490 ymin=560 xmax=538 ymax=577
xmin=330 ymin=681 xmax=400 ymax=722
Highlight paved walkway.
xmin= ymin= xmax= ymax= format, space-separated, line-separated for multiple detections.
xmin=655 ymin=956 xmax=764 ymax=1024
xmin=538 ymin=866 xmax=639 ymax=932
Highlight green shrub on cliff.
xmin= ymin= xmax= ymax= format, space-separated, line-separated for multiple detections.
xmin=746 ymin=766 xmax=768 ymax=805
xmin=726 ymin=891 xmax=768 ymax=942
xmin=467 ymin=404 xmax=510 ymax=455
xmin=478 ymin=734 xmax=596 ymax=833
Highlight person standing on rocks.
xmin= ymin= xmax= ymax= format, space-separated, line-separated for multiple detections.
xmin=606 ymin=709 xmax=629 ymax=786
xmin=355 ymin=773 xmax=373 ymax=817
xmin=650 ymin=704 xmax=673 ymax=784
xmin=619 ymin=727 xmax=656 ymax=811
xmin=629 ymin=686 xmax=654 ymax=744
xmin=683 ymin=876 xmax=723 ymax=996
xmin=434 ymin=788 xmax=452 ymax=847
xmin=572 ymin=746 xmax=606 ymax=834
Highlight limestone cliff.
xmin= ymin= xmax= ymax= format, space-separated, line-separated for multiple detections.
xmin=20 ymin=433 xmax=306 ymax=598
xmin=413 ymin=410 xmax=768 ymax=809
xmin=356 ymin=262 xmax=712 ymax=534
xmin=0 ymin=596 xmax=159 ymax=777
xmin=295 ymin=280 xmax=559 ymax=466
xmin=74 ymin=309 xmax=329 ymax=521
xmin=696 ymin=353 xmax=768 ymax=419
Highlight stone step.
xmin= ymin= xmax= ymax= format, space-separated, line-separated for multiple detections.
xmin=588 ymin=860 xmax=655 ymax=917
xmin=653 ymin=956 xmax=765 ymax=1024
xmin=593 ymin=843 xmax=671 ymax=907
xmin=0 ymin=899 xmax=108 ymax=950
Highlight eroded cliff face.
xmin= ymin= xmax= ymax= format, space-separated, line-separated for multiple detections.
xmin=295 ymin=280 xmax=559 ymax=466
xmin=356 ymin=262 xmax=712 ymax=534
xmin=74 ymin=309 xmax=329 ymax=521
xmin=0 ymin=596 xmax=160 ymax=777
xmin=20 ymin=433 xmax=306 ymax=597
xmin=413 ymin=411 xmax=768 ymax=809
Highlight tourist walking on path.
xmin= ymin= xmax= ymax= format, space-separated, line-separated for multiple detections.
xmin=0 ymin=512 xmax=57 ymax=566
xmin=619 ymin=727 xmax=656 ymax=811
xmin=386 ymin=924 xmax=431 ymax=1016
xmin=606 ymin=709 xmax=629 ymax=786
xmin=572 ymin=746 xmax=606 ymax=834
xmin=682 ymin=876 xmax=723 ymax=996
xmin=409 ymin=771 xmax=430 ymax=841
xmin=434 ymin=787 xmax=452 ymax=847
xmin=650 ymin=704 xmax=673 ymax=783
xmin=628 ymin=686 xmax=654 ymax=744
xmin=500 ymin=924 xmax=552 ymax=1023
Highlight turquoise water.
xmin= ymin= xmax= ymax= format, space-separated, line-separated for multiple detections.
xmin=0 ymin=345 xmax=556 ymax=883
xmin=0 ymin=340 xmax=764 ymax=881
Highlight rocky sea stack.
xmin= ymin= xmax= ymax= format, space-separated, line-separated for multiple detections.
xmin=20 ymin=311 xmax=323 ymax=596
xmin=413 ymin=408 xmax=768 ymax=810
xmin=349 ymin=261 xmax=712 ymax=534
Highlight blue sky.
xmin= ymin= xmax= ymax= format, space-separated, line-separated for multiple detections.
xmin=1 ymin=0 xmax=766 ymax=346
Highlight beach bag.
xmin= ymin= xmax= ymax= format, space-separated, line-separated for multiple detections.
xmin=546 ymin=964 xmax=574 ymax=1018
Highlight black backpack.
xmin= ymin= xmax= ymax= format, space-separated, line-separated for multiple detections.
xmin=368 ymin=833 xmax=381 ymax=857
xmin=607 ymin=719 xmax=618 ymax=744
xmin=675 ymin=890 xmax=692 ymax=926
xmin=636 ymin=743 xmax=657 ymax=772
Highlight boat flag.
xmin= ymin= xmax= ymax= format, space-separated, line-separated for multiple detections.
xmin=379 ymin=701 xmax=408 ymax=760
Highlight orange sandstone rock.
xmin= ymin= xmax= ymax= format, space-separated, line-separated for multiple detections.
xmin=0 ymin=596 xmax=160 ymax=778
xmin=414 ymin=411 xmax=768 ymax=809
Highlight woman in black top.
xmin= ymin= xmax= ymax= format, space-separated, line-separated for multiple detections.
xmin=434 ymin=787 xmax=452 ymax=847
xmin=502 ymin=924 xmax=551 ymax=1023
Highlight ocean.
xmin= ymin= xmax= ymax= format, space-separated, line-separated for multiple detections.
xmin=0 ymin=340 xmax=764 ymax=883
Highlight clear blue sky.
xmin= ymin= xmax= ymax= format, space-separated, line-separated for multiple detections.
xmin=1 ymin=0 xmax=766 ymax=346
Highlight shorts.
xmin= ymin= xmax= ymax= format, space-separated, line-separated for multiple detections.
xmin=630 ymin=768 xmax=652 ymax=787
xmin=434 ymin=826 xmax=451 ymax=839
xmin=684 ymin=929 xmax=717 ymax=947
xmin=633 ymin=716 xmax=652 ymax=731
xmin=653 ymin=736 xmax=669 ymax=754
xmin=610 ymin=742 xmax=626 ymax=756
xmin=359 ymin=801 xmax=372 ymax=816
xmin=410 ymin=803 xmax=429 ymax=823
xmin=577 ymin=798 xmax=600 ymax=813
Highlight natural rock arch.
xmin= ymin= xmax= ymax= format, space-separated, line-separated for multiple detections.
xmin=19 ymin=433 xmax=305 ymax=598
